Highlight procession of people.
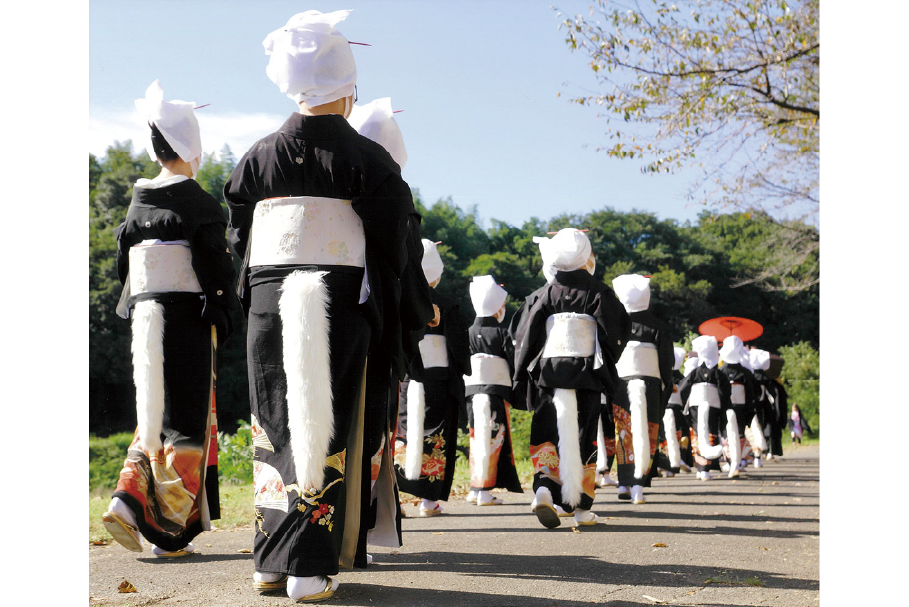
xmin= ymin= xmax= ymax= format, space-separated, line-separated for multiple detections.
xmin=99 ymin=9 xmax=806 ymax=603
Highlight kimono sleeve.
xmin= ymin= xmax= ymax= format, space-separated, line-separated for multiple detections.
xmin=513 ymin=293 xmax=551 ymax=383
xmin=398 ymin=212 xmax=435 ymax=331
xmin=352 ymin=173 xmax=413 ymax=278
xmin=190 ymin=220 xmax=240 ymax=341
xmin=224 ymin=153 xmax=263 ymax=261
xmin=592 ymin=286 xmax=631 ymax=365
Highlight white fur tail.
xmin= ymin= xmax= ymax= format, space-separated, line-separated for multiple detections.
xmin=280 ymin=270 xmax=333 ymax=492
xmin=596 ymin=416 xmax=607 ymax=471
xmin=725 ymin=409 xmax=741 ymax=476
xmin=404 ymin=380 xmax=426 ymax=480
xmin=472 ymin=394 xmax=493 ymax=484
xmin=628 ymin=379 xmax=650 ymax=479
xmin=132 ymin=300 xmax=166 ymax=452
xmin=663 ymin=408 xmax=681 ymax=469
xmin=750 ymin=414 xmax=767 ymax=453
xmin=553 ymin=388 xmax=584 ymax=508
xmin=697 ymin=405 xmax=724 ymax=459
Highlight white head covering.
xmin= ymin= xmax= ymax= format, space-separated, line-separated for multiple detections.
xmin=612 ymin=274 xmax=651 ymax=313
xmin=749 ymin=348 xmax=771 ymax=372
xmin=692 ymin=335 xmax=719 ymax=369
xmin=263 ymin=10 xmax=357 ymax=106
xmin=469 ymin=275 xmax=507 ymax=317
xmin=673 ymin=346 xmax=687 ymax=372
xmin=348 ymin=97 xmax=408 ymax=169
xmin=533 ymin=229 xmax=593 ymax=281
xmin=421 ymin=239 xmax=443 ymax=285
xmin=135 ymin=80 xmax=202 ymax=165
xmin=682 ymin=353 xmax=699 ymax=377
xmin=719 ymin=335 xmax=751 ymax=368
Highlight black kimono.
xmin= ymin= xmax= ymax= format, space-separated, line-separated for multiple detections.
xmin=656 ymin=368 xmax=694 ymax=473
xmin=679 ymin=365 xmax=733 ymax=473
xmin=720 ymin=362 xmax=759 ymax=467
xmin=112 ymin=176 xmax=237 ymax=551
xmin=514 ymin=269 xmax=630 ymax=509
xmin=394 ymin=290 xmax=470 ymax=502
xmin=612 ymin=309 xmax=674 ymax=488
xmin=464 ymin=316 xmax=523 ymax=495
xmin=225 ymin=113 xmax=433 ymax=579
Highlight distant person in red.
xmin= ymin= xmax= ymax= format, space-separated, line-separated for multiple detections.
xmin=790 ymin=403 xmax=811 ymax=444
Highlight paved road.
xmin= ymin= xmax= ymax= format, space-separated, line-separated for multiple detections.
xmin=89 ymin=445 xmax=819 ymax=606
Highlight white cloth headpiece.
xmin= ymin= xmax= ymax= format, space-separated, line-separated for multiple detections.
xmin=749 ymin=348 xmax=771 ymax=371
xmin=135 ymin=80 xmax=202 ymax=164
xmin=533 ymin=229 xmax=593 ymax=280
xmin=469 ymin=275 xmax=507 ymax=317
xmin=263 ymin=10 xmax=357 ymax=106
xmin=612 ymin=274 xmax=651 ymax=313
xmin=348 ymin=97 xmax=408 ymax=169
xmin=719 ymin=335 xmax=751 ymax=370
xmin=421 ymin=239 xmax=443 ymax=285
xmin=673 ymin=346 xmax=687 ymax=371
xmin=682 ymin=354 xmax=699 ymax=377
xmin=692 ymin=335 xmax=719 ymax=369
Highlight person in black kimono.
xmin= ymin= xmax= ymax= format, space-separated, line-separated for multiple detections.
xmin=224 ymin=11 xmax=434 ymax=602
xmin=679 ymin=336 xmax=733 ymax=481
xmin=654 ymin=346 xmax=693 ymax=476
xmin=718 ymin=336 xmax=759 ymax=478
xmin=463 ymin=275 xmax=524 ymax=506
xmin=345 ymin=97 xmax=437 ymax=566
xmin=609 ymin=274 xmax=674 ymax=504
xmin=102 ymin=81 xmax=238 ymax=558
xmin=514 ymin=228 xmax=631 ymax=528
xmin=747 ymin=348 xmax=774 ymax=467
xmin=394 ymin=239 xmax=470 ymax=516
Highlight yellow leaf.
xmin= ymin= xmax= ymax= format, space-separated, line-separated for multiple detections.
xmin=236 ymin=548 xmax=252 ymax=553
xmin=117 ymin=580 xmax=138 ymax=593
xmin=652 ymin=542 xmax=668 ymax=547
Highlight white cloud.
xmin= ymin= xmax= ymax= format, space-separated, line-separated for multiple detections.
xmin=89 ymin=110 xmax=286 ymax=161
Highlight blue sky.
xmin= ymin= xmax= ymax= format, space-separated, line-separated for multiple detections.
xmin=89 ymin=0 xmax=710 ymax=228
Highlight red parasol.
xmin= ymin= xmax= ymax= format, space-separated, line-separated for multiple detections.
xmin=698 ymin=316 xmax=764 ymax=343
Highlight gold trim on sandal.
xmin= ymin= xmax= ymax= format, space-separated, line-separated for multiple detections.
xmin=294 ymin=578 xmax=335 ymax=603
xmin=253 ymin=574 xmax=288 ymax=591
xmin=101 ymin=511 xmax=143 ymax=553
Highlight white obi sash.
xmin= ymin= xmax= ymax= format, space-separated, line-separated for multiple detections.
xmin=249 ymin=196 xmax=366 ymax=267
xmin=419 ymin=334 xmax=449 ymax=368
xmin=667 ymin=385 xmax=682 ymax=406
xmin=615 ymin=341 xmax=660 ymax=380
xmin=541 ymin=313 xmax=603 ymax=368
xmin=129 ymin=239 xmax=202 ymax=295
xmin=730 ymin=383 xmax=746 ymax=405
xmin=689 ymin=382 xmax=721 ymax=409
xmin=464 ymin=353 xmax=511 ymax=387
xmin=249 ymin=196 xmax=369 ymax=302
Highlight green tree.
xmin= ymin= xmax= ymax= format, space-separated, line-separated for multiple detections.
xmin=558 ymin=0 xmax=819 ymax=290
xmin=778 ymin=341 xmax=819 ymax=433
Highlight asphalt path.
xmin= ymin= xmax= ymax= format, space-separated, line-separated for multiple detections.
xmin=89 ymin=444 xmax=819 ymax=606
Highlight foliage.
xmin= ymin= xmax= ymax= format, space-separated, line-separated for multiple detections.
xmin=557 ymin=0 xmax=819 ymax=290
xmin=88 ymin=432 xmax=135 ymax=491
xmin=217 ymin=420 xmax=255 ymax=485
xmin=778 ymin=341 xmax=819 ymax=432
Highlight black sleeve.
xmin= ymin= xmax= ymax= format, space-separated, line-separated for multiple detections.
xmin=657 ymin=327 xmax=675 ymax=405
xmin=352 ymin=174 xmax=415 ymax=278
xmin=593 ymin=286 xmax=631 ymax=365
xmin=224 ymin=153 xmax=263 ymax=261
xmin=445 ymin=304 xmax=473 ymax=376
xmin=398 ymin=212 xmax=435 ymax=331
xmin=190 ymin=221 xmax=240 ymax=341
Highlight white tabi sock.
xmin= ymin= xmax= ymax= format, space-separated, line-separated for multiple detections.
xmin=421 ymin=499 xmax=440 ymax=512
xmin=254 ymin=572 xmax=285 ymax=583
xmin=287 ymin=576 xmax=338 ymax=601
xmin=574 ymin=509 xmax=598 ymax=524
